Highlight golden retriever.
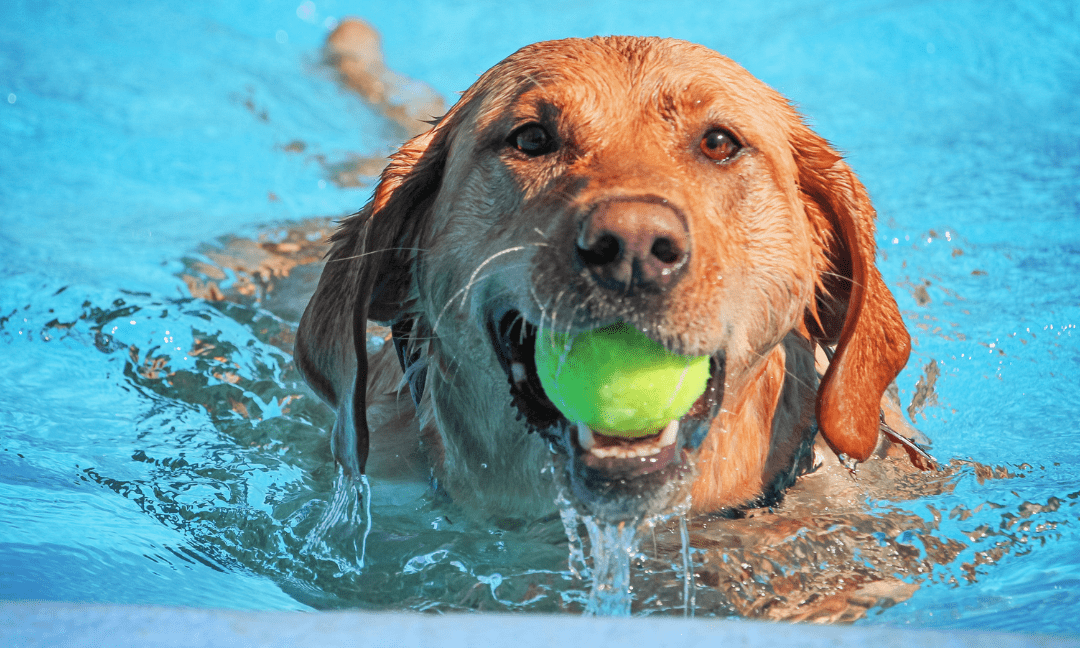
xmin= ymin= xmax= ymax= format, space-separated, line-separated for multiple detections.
xmin=295 ymin=36 xmax=928 ymax=523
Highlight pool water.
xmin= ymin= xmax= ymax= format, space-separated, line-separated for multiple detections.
xmin=1 ymin=0 xmax=1078 ymax=633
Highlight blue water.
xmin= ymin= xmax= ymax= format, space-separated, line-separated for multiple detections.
xmin=1 ymin=0 xmax=1078 ymax=632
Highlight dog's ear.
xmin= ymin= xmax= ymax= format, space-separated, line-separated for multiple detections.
xmin=794 ymin=127 xmax=911 ymax=462
xmin=294 ymin=126 xmax=448 ymax=476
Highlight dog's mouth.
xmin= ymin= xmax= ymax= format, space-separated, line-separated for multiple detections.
xmin=487 ymin=309 xmax=724 ymax=521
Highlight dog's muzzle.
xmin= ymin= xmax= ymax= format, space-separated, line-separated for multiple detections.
xmin=487 ymin=308 xmax=724 ymax=522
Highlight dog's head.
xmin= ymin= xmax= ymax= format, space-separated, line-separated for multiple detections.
xmin=296 ymin=37 xmax=910 ymax=522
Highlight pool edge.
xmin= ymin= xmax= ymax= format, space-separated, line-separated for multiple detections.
xmin=2 ymin=601 xmax=1078 ymax=648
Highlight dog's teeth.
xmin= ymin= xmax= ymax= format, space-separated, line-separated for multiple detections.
xmin=576 ymin=421 xmax=595 ymax=451
xmin=511 ymin=362 xmax=527 ymax=384
xmin=590 ymin=443 xmax=657 ymax=459
xmin=584 ymin=421 xmax=679 ymax=459
xmin=659 ymin=419 xmax=679 ymax=447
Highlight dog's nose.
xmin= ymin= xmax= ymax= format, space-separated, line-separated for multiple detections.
xmin=576 ymin=199 xmax=690 ymax=294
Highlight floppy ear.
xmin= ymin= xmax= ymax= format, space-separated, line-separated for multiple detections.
xmin=794 ymin=127 xmax=911 ymax=462
xmin=294 ymin=126 xmax=448 ymax=477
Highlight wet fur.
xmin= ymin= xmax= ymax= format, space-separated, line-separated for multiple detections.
xmin=296 ymin=37 xmax=913 ymax=519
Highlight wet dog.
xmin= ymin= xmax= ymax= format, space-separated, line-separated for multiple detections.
xmin=294 ymin=35 xmax=928 ymax=524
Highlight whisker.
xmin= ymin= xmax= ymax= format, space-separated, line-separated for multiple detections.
xmin=745 ymin=346 xmax=817 ymax=395
xmin=818 ymin=270 xmax=866 ymax=291
xmin=328 ymin=246 xmax=429 ymax=263
xmin=430 ymin=248 xmax=527 ymax=333
xmin=460 ymin=248 xmax=528 ymax=306
xmin=528 ymin=283 xmax=546 ymax=325
xmin=512 ymin=310 xmax=529 ymax=346
xmin=428 ymin=236 xmax=553 ymax=335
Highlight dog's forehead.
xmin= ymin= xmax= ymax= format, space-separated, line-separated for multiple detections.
xmin=461 ymin=37 xmax=793 ymax=141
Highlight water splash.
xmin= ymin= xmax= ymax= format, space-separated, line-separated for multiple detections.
xmin=679 ymin=514 xmax=695 ymax=617
xmin=556 ymin=490 xmax=588 ymax=579
xmin=556 ymin=482 xmax=697 ymax=617
xmin=301 ymin=468 xmax=372 ymax=576
xmin=581 ymin=516 xmax=640 ymax=616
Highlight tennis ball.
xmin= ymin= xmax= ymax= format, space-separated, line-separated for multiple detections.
xmin=534 ymin=323 xmax=709 ymax=437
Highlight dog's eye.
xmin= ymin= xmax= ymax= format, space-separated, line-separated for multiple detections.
xmin=700 ymin=128 xmax=741 ymax=162
xmin=509 ymin=124 xmax=556 ymax=156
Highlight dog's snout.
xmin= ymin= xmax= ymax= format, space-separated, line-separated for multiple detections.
xmin=576 ymin=199 xmax=690 ymax=293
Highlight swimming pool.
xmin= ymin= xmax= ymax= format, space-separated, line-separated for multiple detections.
xmin=1 ymin=0 xmax=1078 ymax=634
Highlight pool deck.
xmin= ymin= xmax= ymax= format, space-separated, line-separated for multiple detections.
xmin=2 ymin=601 xmax=1077 ymax=648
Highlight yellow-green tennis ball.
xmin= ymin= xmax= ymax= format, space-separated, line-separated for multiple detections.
xmin=534 ymin=323 xmax=709 ymax=437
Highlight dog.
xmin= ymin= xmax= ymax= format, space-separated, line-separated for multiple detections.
xmin=295 ymin=35 xmax=929 ymax=524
